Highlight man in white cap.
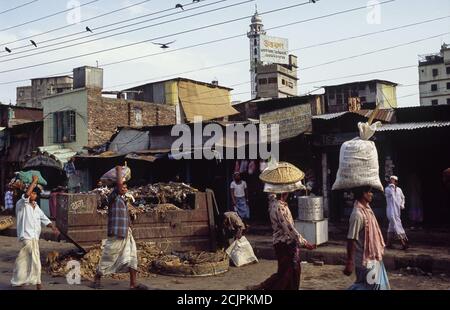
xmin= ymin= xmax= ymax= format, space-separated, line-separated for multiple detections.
xmin=385 ymin=176 xmax=408 ymax=250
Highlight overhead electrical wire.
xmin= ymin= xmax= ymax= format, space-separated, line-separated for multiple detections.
xmin=0 ymin=0 xmax=38 ymax=16
xmin=0 ymin=0 xmax=100 ymax=32
xmin=0 ymin=0 xmax=156 ymax=47
xmin=0 ymin=0 xmax=221 ymax=57
xmin=0 ymin=0 xmax=315 ymax=74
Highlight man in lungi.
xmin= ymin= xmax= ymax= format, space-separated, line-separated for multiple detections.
xmin=344 ymin=186 xmax=390 ymax=290
xmin=11 ymin=175 xmax=60 ymax=290
xmin=230 ymin=172 xmax=250 ymax=225
xmin=93 ymin=166 xmax=147 ymax=290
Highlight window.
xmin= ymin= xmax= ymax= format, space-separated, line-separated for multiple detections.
xmin=254 ymin=39 xmax=257 ymax=45
xmin=431 ymin=99 xmax=438 ymax=106
xmin=282 ymin=79 xmax=286 ymax=85
xmin=432 ymin=68 xmax=439 ymax=77
xmin=53 ymin=110 xmax=76 ymax=143
xmin=19 ymin=91 xmax=24 ymax=97
xmin=369 ymin=83 xmax=376 ymax=93
xmin=57 ymin=88 xmax=64 ymax=93
xmin=431 ymin=84 xmax=438 ymax=91
xmin=447 ymin=82 xmax=450 ymax=90
xmin=447 ymin=67 xmax=450 ymax=75
xmin=254 ymin=48 xmax=258 ymax=55
xmin=258 ymin=78 xmax=267 ymax=85
xmin=447 ymin=98 xmax=450 ymax=105
xmin=268 ymin=77 xmax=277 ymax=84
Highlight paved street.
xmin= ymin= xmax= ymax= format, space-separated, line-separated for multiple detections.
xmin=0 ymin=236 xmax=449 ymax=291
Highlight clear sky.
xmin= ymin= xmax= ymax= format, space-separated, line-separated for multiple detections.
xmin=0 ymin=0 xmax=449 ymax=107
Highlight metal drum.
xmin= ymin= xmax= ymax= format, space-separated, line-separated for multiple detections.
xmin=297 ymin=196 xmax=324 ymax=221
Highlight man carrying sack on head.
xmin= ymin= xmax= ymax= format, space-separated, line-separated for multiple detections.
xmin=93 ymin=166 xmax=147 ymax=290
xmin=11 ymin=175 xmax=60 ymax=290
xmin=248 ymin=161 xmax=316 ymax=290
xmin=332 ymin=121 xmax=390 ymax=290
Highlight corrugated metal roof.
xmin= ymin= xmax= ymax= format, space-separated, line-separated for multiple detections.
xmin=376 ymin=122 xmax=450 ymax=132
xmin=312 ymin=112 xmax=348 ymax=120
xmin=312 ymin=109 xmax=395 ymax=122
xmin=38 ymin=145 xmax=77 ymax=166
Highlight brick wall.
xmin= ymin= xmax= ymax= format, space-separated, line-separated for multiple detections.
xmin=86 ymin=89 xmax=176 ymax=147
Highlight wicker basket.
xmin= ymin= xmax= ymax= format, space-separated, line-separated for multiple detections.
xmin=259 ymin=162 xmax=305 ymax=185
xmin=0 ymin=216 xmax=14 ymax=231
xmin=151 ymin=256 xmax=230 ymax=277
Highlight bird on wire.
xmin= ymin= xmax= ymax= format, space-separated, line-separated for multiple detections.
xmin=30 ymin=40 xmax=38 ymax=47
xmin=5 ymin=47 xmax=12 ymax=53
xmin=175 ymin=3 xmax=184 ymax=10
xmin=86 ymin=26 xmax=93 ymax=33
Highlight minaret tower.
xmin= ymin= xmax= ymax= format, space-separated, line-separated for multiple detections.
xmin=247 ymin=6 xmax=266 ymax=99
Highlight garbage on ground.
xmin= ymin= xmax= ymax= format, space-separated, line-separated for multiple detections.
xmin=46 ymin=241 xmax=165 ymax=280
xmin=46 ymin=245 xmax=228 ymax=279
xmin=0 ymin=216 xmax=14 ymax=231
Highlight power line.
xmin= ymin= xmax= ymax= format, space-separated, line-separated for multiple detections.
xmin=302 ymin=32 xmax=450 ymax=70
xmin=0 ymin=0 xmax=233 ymax=61
xmin=0 ymin=0 xmax=216 ymax=57
xmin=0 ymin=0 xmax=100 ymax=32
xmin=0 ymin=0 xmax=38 ymax=16
xmin=0 ymin=0 xmax=314 ymax=74
xmin=0 ymin=0 xmax=399 ymax=82
xmin=0 ymin=0 xmax=155 ymax=47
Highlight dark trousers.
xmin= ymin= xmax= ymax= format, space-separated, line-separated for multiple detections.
xmin=255 ymin=242 xmax=301 ymax=290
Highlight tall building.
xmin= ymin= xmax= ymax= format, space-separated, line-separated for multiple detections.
xmin=247 ymin=9 xmax=298 ymax=99
xmin=16 ymin=75 xmax=73 ymax=108
xmin=418 ymin=43 xmax=450 ymax=106
xmin=247 ymin=9 xmax=266 ymax=99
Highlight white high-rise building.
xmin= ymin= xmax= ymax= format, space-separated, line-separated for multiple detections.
xmin=418 ymin=43 xmax=450 ymax=106
xmin=247 ymin=9 xmax=266 ymax=99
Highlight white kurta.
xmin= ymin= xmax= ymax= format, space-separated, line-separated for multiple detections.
xmin=385 ymin=184 xmax=406 ymax=236
xmin=11 ymin=195 xmax=52 ymax=286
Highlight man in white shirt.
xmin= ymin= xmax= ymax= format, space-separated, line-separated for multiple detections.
xmin=385 ymin=176 xmax=408 ymax=250
xmin=11 ymin=175 xmax=59 ymax=290
xmin=230 ymin=172 xmax=250 ymax=222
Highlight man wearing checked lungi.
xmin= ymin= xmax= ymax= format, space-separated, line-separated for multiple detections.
xmin=93 ymin=166 xmax=147 ymax=290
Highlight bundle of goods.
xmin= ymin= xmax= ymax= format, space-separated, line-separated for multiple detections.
xmin=332 ymin=122 xmax=383 ymax=191
xmin=46 ymin=241 xmax=164 ymax=280
xmin=259 ymin=159 xmax=306 ymax=193
xmin=151 ymin=250 xmax=229 ymax=277
xmin=16 ymin=170 xmax=47 ymax=186
xmin=100 ymin=165 xmax=131 ymax=186
xmin=129 ymin=182 xmax=198 ymax=210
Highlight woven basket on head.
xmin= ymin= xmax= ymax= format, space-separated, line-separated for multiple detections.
xmin=259 ymin=162 xmax=305 ymax=185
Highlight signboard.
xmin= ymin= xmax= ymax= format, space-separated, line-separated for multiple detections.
xmin=260 ymin=104 xmax=312 ymax=141
xmin=259 ymin=35 xmax=289 ymax=65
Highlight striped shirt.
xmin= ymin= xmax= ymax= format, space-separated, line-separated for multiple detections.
xmin=107 ymin=195 xmax=130 ymax=239
xmin=269 ymin=197 xmax=307 ymax=246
